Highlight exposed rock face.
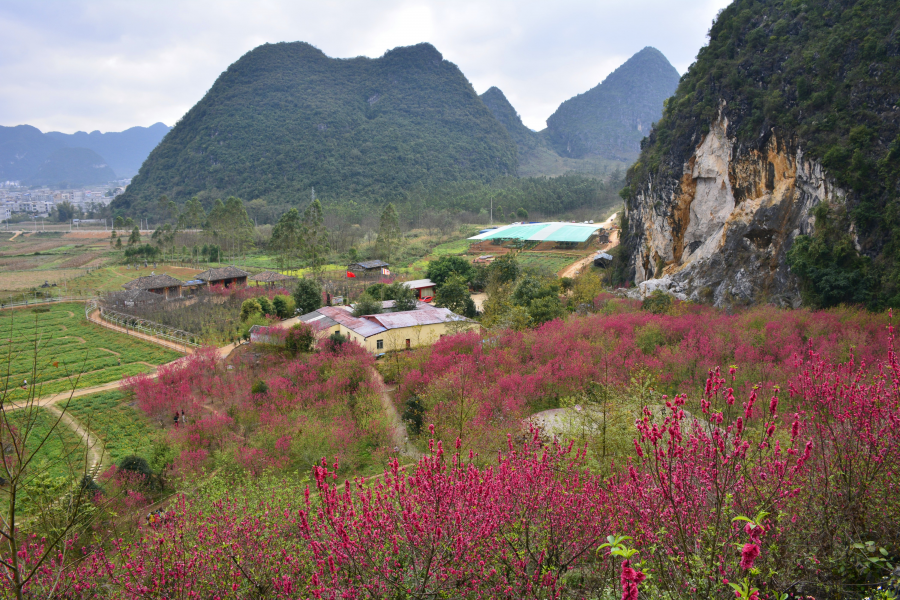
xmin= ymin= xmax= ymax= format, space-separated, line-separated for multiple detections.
xmin=626 ymin=111 xmax=846 ymax=308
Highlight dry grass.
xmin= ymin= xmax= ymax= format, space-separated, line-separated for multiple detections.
xmin=0 ymin=269 xmax=87 ymax=291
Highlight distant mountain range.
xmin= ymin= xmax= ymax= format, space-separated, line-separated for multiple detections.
xmin=0 ymin=122 xmax=170 ymax=186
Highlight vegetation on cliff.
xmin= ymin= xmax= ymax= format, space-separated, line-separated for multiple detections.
xmin=623 ymin=0 xmax=900 ymax=308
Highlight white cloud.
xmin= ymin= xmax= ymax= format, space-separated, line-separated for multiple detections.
xmin=0 ymin=0 xmax=731 ymax=133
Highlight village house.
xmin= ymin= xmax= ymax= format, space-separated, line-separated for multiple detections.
xmin=277 ymin=304 xmax=478 ymax=354
xmin=121 ymin=273 xmax=183 ymax=299
xmin=195 ymin=266 xmax=250 ymax=288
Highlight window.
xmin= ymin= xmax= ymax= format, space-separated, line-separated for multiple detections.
xmin=376 ymin=339 xmax=384 ymax=350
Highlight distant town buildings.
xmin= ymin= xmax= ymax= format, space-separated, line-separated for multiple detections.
xmin=0 ymin=179 xmax=130 ymax=223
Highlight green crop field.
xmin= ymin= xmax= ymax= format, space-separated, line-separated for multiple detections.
xmin=3 ymin=407 xmax=86 ymax=479
xmin=517 ymin=253 xmax=581 ymax=275
xmin=67 ymin=390 xmax=156 ymax=464
xmin=430 ymin=239 xmax=473 ymax=257
xmin=1 ymin=303 xmax=182 ymax=400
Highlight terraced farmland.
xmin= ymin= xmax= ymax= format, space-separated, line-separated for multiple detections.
xmin=67 ymin=390 xmax=156 ymax=464
xmin=1 ymin=303 xmax=182 ymax=400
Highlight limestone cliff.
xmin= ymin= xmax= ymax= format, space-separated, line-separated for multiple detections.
xmin=625 ymin=108 xmax=845 ymax=308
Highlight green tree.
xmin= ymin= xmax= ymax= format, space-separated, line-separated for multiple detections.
xmin=426 ymin=256 xmax=475 ymax=288
xmin=516 ymin=207 xmax=528 ymax=219
xmin=292 ymin=278 xmax=322 ymax=315
xmin=114 ymin=216 xmax=125 ymax=229
xmin=489 ymin=254 xmax=520 ymax=285
xmin=127 ymin=226 xmax=141 ymax=247
xmin=301 ymin=199 xmax=328 ymax=276
xmin=181 ymin=197 xmax=206 ymax=228
xmin=272 ymin=295 xmax=295 ymax=318
xmin=240 ymin=299 xmax=262 ymax=322
xmin=54 ymin=201 xmax=76 ymax=222
xmin=786 ymin=202 xmax=872 ymax=308
xmin=271 ymin=208 xmax=303 ymax=271
xmin=391 ymin=283 xmax=418 ymax=312
xmin=375 ymin=203 xmax=401 ymax=261
xmin=435 ymin=274 xmax=476 ymax=317
xmin=527 ymin=295 xmax=565 ymax=324
xmin=352 ymin=293 xmax=383 ymax=317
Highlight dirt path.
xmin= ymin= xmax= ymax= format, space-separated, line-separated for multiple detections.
xmin=370 ymin=367 xmax=421 ymax=460
xmin=558 ymin=227 xmax=621 ymax=279
xmin=44 ymin=401 xmax=104 ymax=477
xmin=7 ymin=231 xmax=22 ymax=241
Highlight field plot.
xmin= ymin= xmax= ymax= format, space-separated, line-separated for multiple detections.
xmin=66 ymin=264 xmax=203 ymax=295
xmin=1 ymin=303 xmax=182 ymax=400
xmin=3 ymin=407 xmax=86 ymax=478
xmin=67 ymin=390 xmax=156 ymax=463
xmin=517 ymin=252 xmax=584 ymax=275
xmin=429 ymin=239 xmax=472 ymax=256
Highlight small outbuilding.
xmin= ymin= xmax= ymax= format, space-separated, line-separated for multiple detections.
xmin=196 ymin=266 xmax=250 ymax=288
xmin=401 ymin=279 xmax=436 ymax=302
xmin=347 ymin=260 xmax=390 ymax=278
xmin=122 ymin=273 xmax=183 ymax=299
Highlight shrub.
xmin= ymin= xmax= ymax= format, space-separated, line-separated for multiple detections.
xmin=118 ymin=455 xmax=153 ymax=485
xmin=272 ymin=294 xmax=295 ymax=318
xmin=285 ymin=322 xmax=315 ymax=355
xmin=641 ymin=289 xmax=672 ymax=314
xmin=401 ymin=395 xmax=424 ymax=435
xmin=293 ymin=278 xmax=322 ymax=315
xmin=352 ymin=293 xmax=382 ymax=317
xmin=250 ymin=380 xmax=269 ymax=395
xmin=240 ymin=299 xmax=261 ymax=322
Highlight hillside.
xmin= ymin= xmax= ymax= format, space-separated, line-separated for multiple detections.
xmin=0 ymin=124 xmax=67 ymax=182
xmin=621 ymin=0 xmax=900 ymax=309
xmin=112 ymin=42 xmax=518 ymax=218
xmin=545 ymin=47 xmax=680 ymax=161
xmin=0 ymin=122 xmax=167 ymax=185
xmin=45 ymin=122 xmax=170 ymax=177
xmin=480 ymin=86 xmax=631 ymax=179
xmin=28 ymin=147 xmax=116 ymax=186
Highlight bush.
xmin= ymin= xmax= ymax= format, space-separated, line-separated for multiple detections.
xmin=240 ymin=299 xmax=262 ymax=322
xmin=328 ymin=331 xmax=347 ymax=347
xmin=352 ymin=293 xmax=383 ymax=317
xmin=256 ymin=297 xmax=274 ymax=317
xmin=272 ymin=295 xmax=295 ymax=319
xmin=641 ymin=290 xmax=672 ymax=314
xmin=285 ymin=323 xmax=315 ymax=354
xmin=293 ymin=278 xmax=322 ymax=315
xmin=401 ymin=395 xmax=424 ymax=435
xmin=251 ymin=380 xmax=269 ymax=395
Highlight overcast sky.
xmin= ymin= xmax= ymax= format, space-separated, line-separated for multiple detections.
xmin=0 ymin=0 xmax=731 ymax=134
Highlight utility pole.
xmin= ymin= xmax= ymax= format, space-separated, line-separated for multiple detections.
xmin=490 ymin=196 xmax=493 ymax=225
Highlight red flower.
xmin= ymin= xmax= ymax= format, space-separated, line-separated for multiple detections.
xmin=740 ymin=543 xmax=761 ymax=570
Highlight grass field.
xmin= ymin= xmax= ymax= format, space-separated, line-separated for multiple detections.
xmin=1 ymin=303 xmax=182 ymax=400
xmin=429 ymin=239 xmax=473 ymax=257
xmin=517 ymin=252 xmax=582 ymax=275
xmin=3 ymin=407 xmax=87 ymax=479
xmin=67 ymin=390 xmax=156 ymax=464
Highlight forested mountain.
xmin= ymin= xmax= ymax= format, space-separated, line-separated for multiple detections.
xmin=480 ymin=87 xmax=544 ymax=154
xmin=112 ymin=42 xmax=518 ymax=218
xmin=45 ymin=122 xmax=170 ymax=177
xmin=621 ymin=0 xmax=900 ymax=309
xmin=545 ymin=47 xmax=680 ymax=161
